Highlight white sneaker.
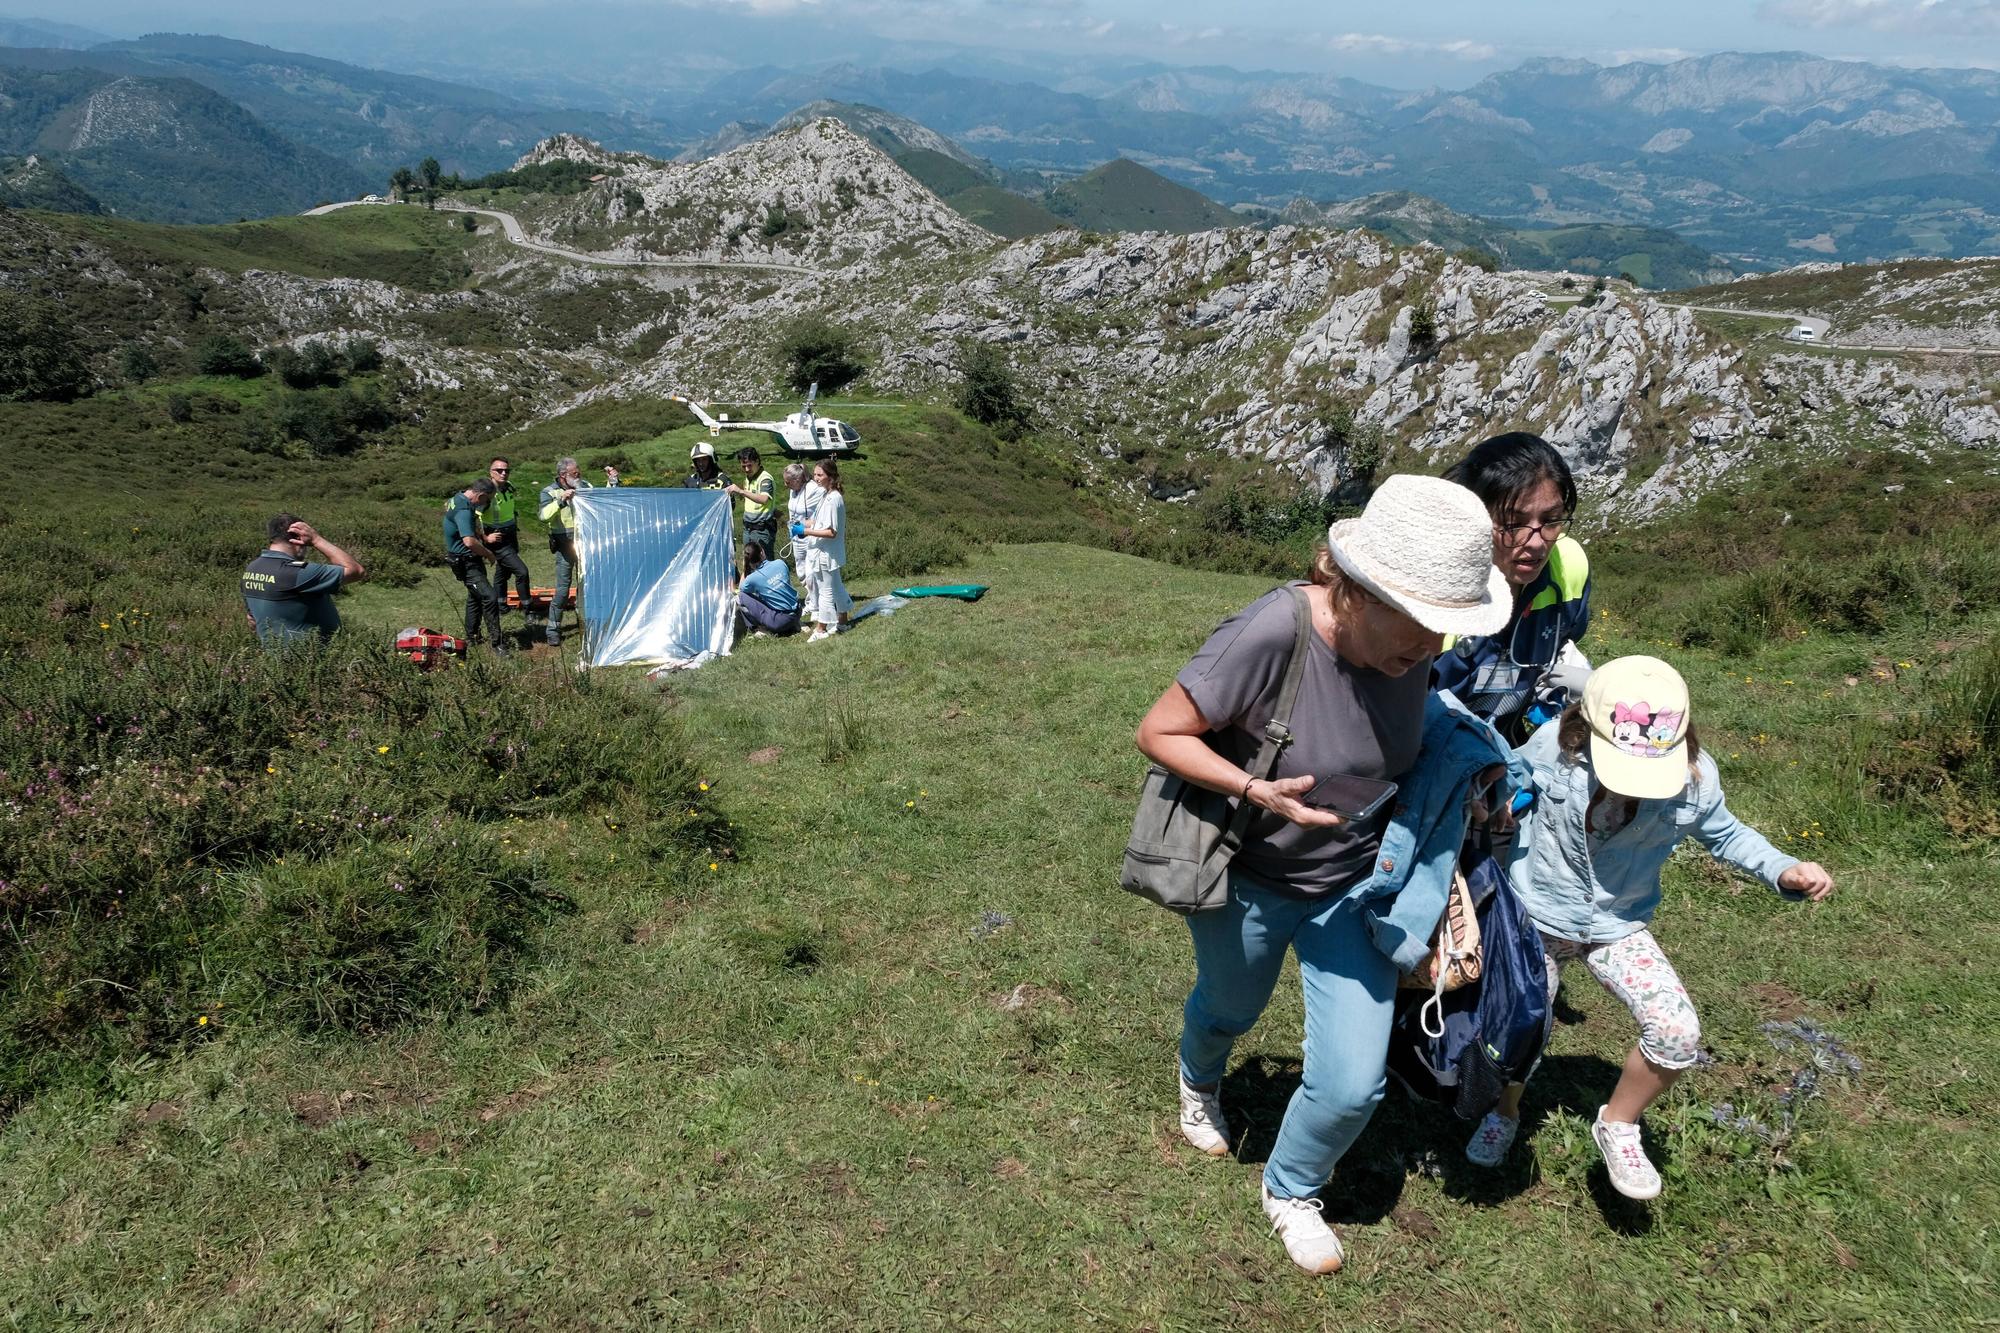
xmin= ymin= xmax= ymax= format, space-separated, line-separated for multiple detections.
xmin=806 ymin=628 xmax=831 ymax=644
xmin=1260 ymin=1183 xmax=1344 ymax=1275
xmin=1592 ymin=1107 xmax=1662 ymax=1200
xmin=1177 ymin=1074 xmax=1230 ymax=1157
xmin=1465 ymin=1111 xmax=1519 ymax=1167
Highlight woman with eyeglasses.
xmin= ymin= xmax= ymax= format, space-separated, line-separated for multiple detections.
xmin=1433 ymin=432 xmax=1593 ymax=741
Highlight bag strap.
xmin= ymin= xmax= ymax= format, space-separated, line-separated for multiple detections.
xmin=1198 ymin=585 xmax=1315 ymax=884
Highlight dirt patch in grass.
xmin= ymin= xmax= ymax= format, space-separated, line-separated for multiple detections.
xmin=476 ymin=1081 xmax=553 ymax=1124
xmin=1747 ymin=981 xmax=1809 ymax=1021
xmin=991 ymin=982 xmax=1072 ymax=1013
xmin=288 ymin=1090 xmax=365 ymax=1127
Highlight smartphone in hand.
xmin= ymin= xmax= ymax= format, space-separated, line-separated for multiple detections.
xmin=1301 ymin=773 xmax=1399 ymax=821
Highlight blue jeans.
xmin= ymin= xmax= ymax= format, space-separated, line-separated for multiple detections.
xmin=1180 ymin=874 xmax=1399 ymax=1200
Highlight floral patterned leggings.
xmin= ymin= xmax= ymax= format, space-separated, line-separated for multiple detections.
xmin=1539 ymin=928 xmax=1703 ymax=1071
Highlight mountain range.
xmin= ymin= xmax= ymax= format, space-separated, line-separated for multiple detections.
xmin=3 ymin=26 xmax=1999 ymax=267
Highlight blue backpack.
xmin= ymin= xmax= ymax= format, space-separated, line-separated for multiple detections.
xmin=1386 ymin=842 xmax=1551 ymax=1120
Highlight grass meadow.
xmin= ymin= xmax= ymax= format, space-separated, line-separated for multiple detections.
xmin=2 ymin=365 xmax=1997 ymax=1328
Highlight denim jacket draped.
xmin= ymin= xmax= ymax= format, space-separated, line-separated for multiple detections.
xmin=1355 ymin=691 xmax=1533 ymax=973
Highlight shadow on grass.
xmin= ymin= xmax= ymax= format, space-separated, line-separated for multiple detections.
xmin=1218 ymin=1050 xmax=1650 ymax=1230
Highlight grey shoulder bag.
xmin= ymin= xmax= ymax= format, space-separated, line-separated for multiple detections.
xmin=1119 ymin=585 xmax=1313 ymax=914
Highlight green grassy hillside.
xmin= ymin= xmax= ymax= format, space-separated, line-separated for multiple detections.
xmin=0 ymin=64 xmax=367 ymax=222
xmin=4 ymin=354 xmax=1999 ymax=1322
xmin=1292 ymin=193 xmax=1736 ymax=288
xmin=1046 ymin=158 xmax=1241 ymax=234
xmin=1674 ymin=255 xmax=2000 ymax=333
xmin=1 ymin=205 xmax=1997 ymax=1323
xmin=0 ymin=153 xmax=101 ymax=212
xmin=1503 ymin=222 xmax=1733 ymax=288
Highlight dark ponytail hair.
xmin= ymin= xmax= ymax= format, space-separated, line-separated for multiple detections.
xmin=1443 ymin=431 xmax=1577 ymax=519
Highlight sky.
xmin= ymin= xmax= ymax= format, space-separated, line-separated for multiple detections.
xmin=15 ymin=0 xmax=2000 ymax=86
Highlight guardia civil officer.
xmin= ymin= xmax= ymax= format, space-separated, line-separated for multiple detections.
xmin=241 ymin=513 xmax=366 ymax=647
xmin=725 ymin=446 xmax=778 ymax=555
xmin=446 ymin=477 xmax=508 ymax=656
xmin=478 ymin=456 xmax=536 ymax=629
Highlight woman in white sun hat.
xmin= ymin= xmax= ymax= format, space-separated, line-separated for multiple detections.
xmin=1136 ymin=474 xmax=1513 ymax=1275
xmin=1461 ymin=654 xmax=1835 ymax=1201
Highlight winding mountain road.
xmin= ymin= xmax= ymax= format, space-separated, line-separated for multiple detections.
xmin=303 ymin=198 xmax=822 ymax=278
xmin=1661 ymin=302 xmax=2000 ymax=358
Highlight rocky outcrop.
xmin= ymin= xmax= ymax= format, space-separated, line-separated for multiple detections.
xmin=509 ymin=119 xmax=995 ymax=271
xmin=1760 ymin=354 xmax=2000 ymax=450
xmin=582 ymin=221 xmax=1774 ymax=516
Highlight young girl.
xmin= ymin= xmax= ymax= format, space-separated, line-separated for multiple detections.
xmin=797 ymin=459 xmax=850 ymax=643
xmin=1466 ymin=654 xmax=1833 ymax=1199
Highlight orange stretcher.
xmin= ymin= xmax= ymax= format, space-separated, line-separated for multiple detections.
xmin=504 ymin=586 xmax=579 ymax=613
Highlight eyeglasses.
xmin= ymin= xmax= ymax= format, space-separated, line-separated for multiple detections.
xmin=491 ymin=467 xmax=509 ymax=474
xmin=1495 ymin=514 xmax=1570 ymax=543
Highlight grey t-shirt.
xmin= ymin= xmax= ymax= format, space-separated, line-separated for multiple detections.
xmin=1176 ymin=585 xmax=1430 ymax=897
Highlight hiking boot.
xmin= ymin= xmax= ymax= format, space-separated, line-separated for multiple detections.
xmin=1592 ymin=1107 xmax=1662 ymax=1200
xmin=1177 ymin=1074 xmax=1230 ymax=1157
xmin=1260 ymin=1183 xmax=1343 ymax=1275
xmin=1465 ymin=1111 xmax=1519 ymax=1168
xmin=491 ymin=642 xmax=512 ymax=659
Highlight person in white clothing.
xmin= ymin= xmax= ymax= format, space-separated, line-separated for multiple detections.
xmin=784 ymin=462 xmax=822 ymax=612
xmin=800 ymin=458 xmax=851 ymax=642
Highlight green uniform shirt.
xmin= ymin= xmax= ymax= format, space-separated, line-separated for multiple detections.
xmin=479 ymin=482 xmax=518 ymax=532
xmin=241 ymin=549 xmax=344 ymax=645
xmin=443 ymin=493 xmax=482 ymax=558
xmin=741 ymin=470 xmax=777 ymax=522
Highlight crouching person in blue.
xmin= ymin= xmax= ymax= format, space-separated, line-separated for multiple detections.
xmin=241 ymin=513 xmax=366 ymax=647
xmin=1135 ymin=475 xmax=1524 ymax=1275
xmin=737 ymin=541 xmax=801 ymax=637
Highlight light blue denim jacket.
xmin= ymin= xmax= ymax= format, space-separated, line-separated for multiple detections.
xmin=1505 ymin=722 xmax=1800 ymax=944
xmin=1356 ymin=691 xmax=1533 ymax=972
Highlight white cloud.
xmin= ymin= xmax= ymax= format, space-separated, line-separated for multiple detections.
xmin=1322 ymin=32 xmax=1498 ymax=61
xmin=1605 ymin=46 xmax=1699 ymax=64
xmin=1759 ymin=0 xmax=2000 ymax=34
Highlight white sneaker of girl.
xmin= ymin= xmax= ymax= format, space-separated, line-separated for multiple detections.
xmin=1177 ymin=1074 xmax=1230 ymax=1156
xmin=1592 ymin=1107 xmax=1663 ymax=1200
xmin=1260 ymin=1184 xmax=1344 ymax=1274
xmin=1465 ymin=1110 xmax=1519 ymax=1167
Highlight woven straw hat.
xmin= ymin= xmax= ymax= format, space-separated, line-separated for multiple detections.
xmin=1326 ymin=475 xmax=1511 ymax=637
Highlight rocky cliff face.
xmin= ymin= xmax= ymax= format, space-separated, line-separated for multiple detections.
xmin=587 ymin=221 xmax=1774 ymax=516
xmin=511 ymin=119 xmax=994 ymax=271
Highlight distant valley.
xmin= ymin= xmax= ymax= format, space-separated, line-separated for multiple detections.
xmin=1 ymin=28 xmax=1998 ymax=270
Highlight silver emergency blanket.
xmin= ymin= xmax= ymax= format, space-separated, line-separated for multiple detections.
xmin=571 ymin=488 xmax=734 ymax=669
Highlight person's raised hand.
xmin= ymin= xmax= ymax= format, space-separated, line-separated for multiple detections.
xmin=1779 ymin=861 xmax=1834 ymax=901
xmin=287 ymin=521 xmax=320 ymax=547
xmin=1251 ymin=774 xmax=1346 ymax=829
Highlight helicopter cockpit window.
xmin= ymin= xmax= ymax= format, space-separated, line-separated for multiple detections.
xmin=838 ymin=425 xmax=859 ymax=444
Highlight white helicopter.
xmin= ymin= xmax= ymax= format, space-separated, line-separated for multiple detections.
xmin=668 ymin=383 xmax=860 ymax=456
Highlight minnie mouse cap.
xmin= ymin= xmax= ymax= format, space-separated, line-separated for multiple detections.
xmin=1580 ymin=655 xmax=1693 ymax=799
